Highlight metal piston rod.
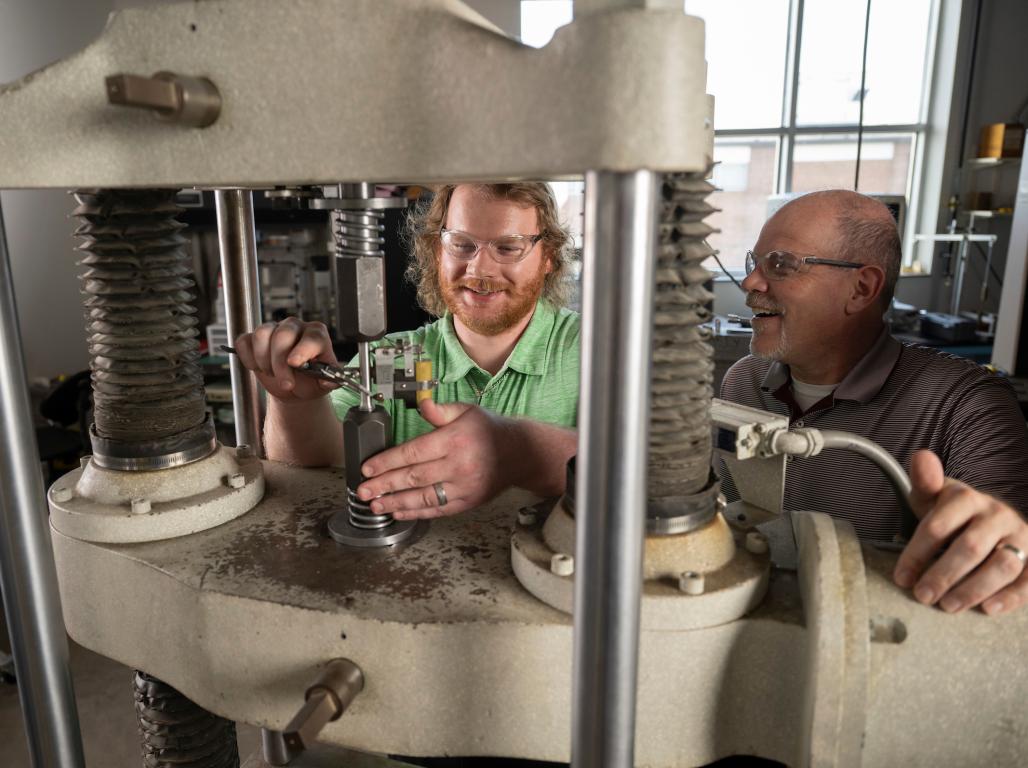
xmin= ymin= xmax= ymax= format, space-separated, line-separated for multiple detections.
xmin=573 ymin=171 xmax=659 ymax=768
xmin=0 ymin=197 xmax=85 ymax=767
xmin=215 ymin=189 xmax=265 ymax=455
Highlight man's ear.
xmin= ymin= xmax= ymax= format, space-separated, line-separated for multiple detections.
xmin=543 ymin=248 xmax=555 ymax=275
xmin=846 ymin=265 xmax=886 ymax=314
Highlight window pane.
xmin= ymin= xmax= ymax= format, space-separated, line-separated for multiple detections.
xmin=685 ymin=0 xmax=790 ymax=130
xmin=796 ymin=0 xmax=933 ymax=126
xmin=705 ymin=136 xmax=780 ymax=273
xmin=549 ymin=180 xmax=585 ymax=248
xmin=520 ymin=1 xmax=573 ymax=48
xmin=790 ymin=133 xmax=913 ymax=195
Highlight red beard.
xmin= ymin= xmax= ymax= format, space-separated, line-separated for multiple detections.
xmin=440 ymin=268 xmax=547 ymax=336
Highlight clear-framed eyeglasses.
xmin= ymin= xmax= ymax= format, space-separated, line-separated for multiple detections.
xmin=745 ymin=250 xmax=865 ymax=281
xmin=439 ymin=228 xmax=543 ymax=264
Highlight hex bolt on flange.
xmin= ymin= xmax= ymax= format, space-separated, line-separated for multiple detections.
xmin=745 ymin=531 xmax=769 ymax=555
xmin=131 ymin=498 xmax=151 ymax=515
xmin=550 ymin=553 xmax=574 ymax=577
xmin=678 ymin=571 xmax=705 ymax=595
xmin=52 ymin=487 xmax=73 ymax=503
xmin=227 ymin=473 xmax=246 ymax=489
xmin=517 ymin=507 xmax=537 ymax=526
xmin=236 ymin=444 xmax=253 ymax=459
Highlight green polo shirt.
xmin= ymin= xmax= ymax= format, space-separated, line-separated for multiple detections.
xmin=329 ymin=299 xmax=580 ymax=444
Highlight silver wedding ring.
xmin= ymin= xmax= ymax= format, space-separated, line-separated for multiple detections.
xmin=433 ymin=481 xmax=448 ymax=507
xmin=998 ymin=542 xmax=1027 ymax=565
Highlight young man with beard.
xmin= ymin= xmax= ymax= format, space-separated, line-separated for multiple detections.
xmin=233 ymin=183 xmax=579 ymax=520
xmin=720 ymin=189 xmax=1028 ymax=616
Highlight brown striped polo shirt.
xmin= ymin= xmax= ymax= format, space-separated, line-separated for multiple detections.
xmin=718 ymin=329 xmax=1028 ymax=541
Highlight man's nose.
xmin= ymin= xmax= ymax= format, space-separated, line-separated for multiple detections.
xmin=464 ymin=247 xmax=494 ymax=276
xmin=740 ymin=267 xmax=767 ymax=293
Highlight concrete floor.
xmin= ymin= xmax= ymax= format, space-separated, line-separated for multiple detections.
xmin=0 ymin=636 xmax=261 ymax=768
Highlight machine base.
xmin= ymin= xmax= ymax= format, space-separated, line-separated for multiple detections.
xmin=511 ymin=500 xmax=769 ymax=630
xmin=48 ymin=443 xmax=263 ymax=543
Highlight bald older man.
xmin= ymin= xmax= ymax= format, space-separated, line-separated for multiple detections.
xmin=720 ymin=190 xmax=1028 ymax=616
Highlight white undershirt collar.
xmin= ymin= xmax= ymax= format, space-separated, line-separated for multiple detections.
xmin=790 ymin=375 xmax=840 ymax=412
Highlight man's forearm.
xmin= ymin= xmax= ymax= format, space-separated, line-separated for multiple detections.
xmin=264 ymin=395 xmax=344 ymax=467
xmin=504 ymin=418 xmax=578 ymax=498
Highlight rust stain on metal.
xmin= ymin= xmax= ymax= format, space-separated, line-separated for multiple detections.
xmin=196 ymin=467 xmax=512 ymax=609
xmin=117 ymin=464 xmax=549 ymax=624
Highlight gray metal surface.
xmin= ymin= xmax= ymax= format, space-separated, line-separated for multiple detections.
xmin=216 ymin=188 xmax=265 ymax=455
xmin=0 ymin=0 xmax=709 ymax=188
xmin=49 ymin=462 xmax=1028 ymax=766
xmin=573 ymin=171 xmax=658 ymax=768
xmin=793 ymin=512 xmax=868 ymax=767
xmin=0 ymin=199 xmax=85 ymax=766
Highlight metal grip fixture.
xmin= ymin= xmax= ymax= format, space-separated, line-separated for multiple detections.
xmin=326 ymin=183 xmax=388 ymax=342
xmin=106 ymin=72 xmax=221 ymax=128
xmin=74 ymin=188 xmax=216 ymax=469
xmin=319 ymin=183 xmax=418 ymax=549
xmin=264 ymin=659 xmax=365 ymax=766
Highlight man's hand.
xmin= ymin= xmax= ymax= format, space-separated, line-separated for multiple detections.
xmin=893 ymin=449 xmax=1028 ymax=615
xmin=355 ymin=399 xmax=518 ymax=520
xmin=233 ymin=317 xmax=339 ymax=402
xmin=233 ymin=318 xmax=344 ymax=466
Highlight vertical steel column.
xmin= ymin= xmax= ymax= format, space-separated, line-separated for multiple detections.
xmin=950 ymin=235 xmax=969 ymax=316
xmin=572 ymin=171 xmax=658 ymax=768
xmin=215 ymin=189 xmax=264 ymax=455
xmin=0 ymin=197 xmax=85 ymax=767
